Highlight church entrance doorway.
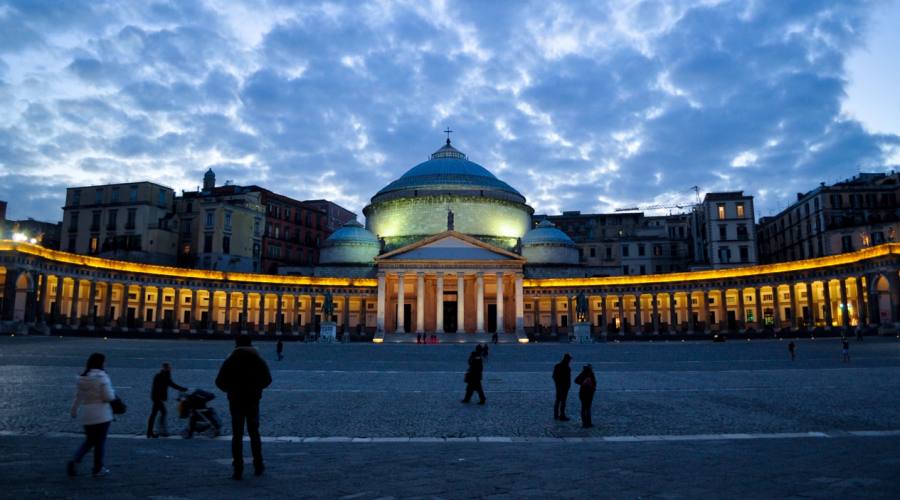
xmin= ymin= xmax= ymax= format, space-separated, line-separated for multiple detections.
xmin=443 ymin=300 xmax=457 ymax=332
xmin=487 ymin=304 xmax=497 ymax=333
xmin=403 ymin=303 xmax=412 ymax=333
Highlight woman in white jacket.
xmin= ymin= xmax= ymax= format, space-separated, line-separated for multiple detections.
xmin=67 ymin=352 xmax=115 ymax=477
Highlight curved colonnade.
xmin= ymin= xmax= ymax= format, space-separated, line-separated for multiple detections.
xmin=2 ymin=240 xmax=900 ymax=339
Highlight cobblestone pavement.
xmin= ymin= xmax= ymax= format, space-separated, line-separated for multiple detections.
xmin=0 ymin=335 xmax=898 ymax=498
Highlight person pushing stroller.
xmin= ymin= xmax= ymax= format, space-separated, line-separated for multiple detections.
xmin=178 ymin=389 xmax=222 ymax=438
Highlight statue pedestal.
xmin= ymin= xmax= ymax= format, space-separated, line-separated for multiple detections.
xmin=574 ymin=322 xmax=592 ymax=343
xmin=319 ymin=322 xmax=337 ymax=343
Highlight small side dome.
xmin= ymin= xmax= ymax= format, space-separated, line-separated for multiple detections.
xmin=320 ymin=220 xmax=380 ymax=264
xmin=522 ymin=220 xmax=579 ymax=265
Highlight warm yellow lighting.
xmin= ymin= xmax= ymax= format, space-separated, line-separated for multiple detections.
xmin=0 ymin=241 xmax=378 ymax=288
xmin=372 ymin=338 xmax=384 ymax=343
xmin=518 ymin=338 xmax=529 ymax=343
xmin=11 ymin=232 xmax=27 ymax=242
xmin=524 ymin=244 xmax=900 ymax=288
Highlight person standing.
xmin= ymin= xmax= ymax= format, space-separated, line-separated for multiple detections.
xmin=842 ymin=339 xmax=850 ymax=363
xmin=788 ymin=341 xmax=796 ymax=361
xmin=574 ymin=364 xmax=596 ymax=428
xmin=552 ymin=354 xmax=572 ymax=421
xmin=276 ymin=339 xmax=284 ymax=361
xmin=146 ymin=362 xmax=187 ymax=438
xmin=68 ymin=353 xmax=115 ymax=478
xmin=461 ymin=345 xmax=486 ymax=404
xmin=216 ymin=335 xmax=273 ymax=480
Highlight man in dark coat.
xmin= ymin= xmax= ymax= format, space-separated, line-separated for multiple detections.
xmin=461 ymin=345 xmax=486 ymax=404
xmin=552 ymin=354 xmax=572 ymax=421
xmin=574 ymin=364 xmax=596 ymax=428
xmin=216 ymin=335 xmax=273 ymax=480
xmin=146 ymin=362 xmax=187 ymax=438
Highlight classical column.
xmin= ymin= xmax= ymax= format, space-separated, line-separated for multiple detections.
xmin=277 ymin=293 xmax=284 ymax=333
xmin=119 ymin=284 xmax=128 ymax=328
xmin=190 ymin=289 xmax=200 ymax=330
xmin=596 ymin=295 xmax=604 ymax=336
xmin=772 ymin=285 xmax=781 ymax=331
xmin=137 ymin=284 xmax=147 ymax=328
xmin=205 ymin=290 xmax=213 ymax=331
xmin=698 ymin=290 xmax=708 ymax=333
xmin=550 ymin=296 xmax=558 ymax=334
xmin=737 ymin=288 xmax=746 ymax=331
xmin=396 ymin=272 xmax=406 ymax=333
xmin=804 ymin=281 xmax=814 ymax=327
xmin=376 ymin=274 xmax=386 ymax=333
xmin=257 ymin=293 xmax=266 ymax=333
xmin=788 ymin=285 xmax=798 ymax=330
xmin=617 ymin=294 xmax=624 ymax=336
xmin=887 ymin=273 xmax=900 ymax=323
xmin=718 ymin=290 xmax=727 ymax=331
xmin=416 ymin=272 xmax=425 ymax=334
xmin=651 ymin=293 xmax=660 ymax=334
xmin=342 ymin=296 xmax=350 ymax=335
xmin=856 ymin=278 xmax=867 ymax=326
xmin=86 ymin=280 xmax=97 ymax=326
xmin=822 ymin=281 xmax=833 ymax=328
xmin=754 ymin=288 xmax=762 ymax=328
xmin=69 ymin=279 xmax=81 ymax=325
xmin=496 ymin=272 xmax=505 ymax=334
xmin=475 ymin=272 xmax=485 ymax=333
xmin=174 ymin=288 xmax=184 ymax=328
xmin=534 ymin=296 xmax=542 ymax=332
xmin=634 ymin=294 xmax=643 ymax=335
xmin=103 ymin=282 xmax=114 ymax=325
xmin=456 ymin=273 xmax=465 ymax=334
xmin=38 ymin=274 xmax=50 ymax=324
xmin=668 ymin=293 xmax=677 ymax=334
xmin=839 ymin=279 xmax=850 ymax=329
xmin=242 ymin=291 xmax=250 ymax=332
xmin=686 ymin=291 xmax=694 ymax=333
xmin=224 ymin=290 xmax=232 ymax=330
xmin=435 ymin=273 xmax=444 ymax=333
xmin=54 ymin=276 xmax=64 ymax=325
xmin=514 ymin=274 xmax=524 ymax=334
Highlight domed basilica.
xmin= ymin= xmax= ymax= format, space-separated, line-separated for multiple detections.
xmin=314 ymin=137 xmax=581 ymax=341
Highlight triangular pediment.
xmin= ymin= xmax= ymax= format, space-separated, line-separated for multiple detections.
xmin=377 ymin=231 xmax=524 ymax=262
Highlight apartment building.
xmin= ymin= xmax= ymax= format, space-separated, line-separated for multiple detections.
xmin=691 ymin=192 xmax=757 ymax=269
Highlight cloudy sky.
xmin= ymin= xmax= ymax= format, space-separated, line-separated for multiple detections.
xmin=1 ymin=0 xmax=899 ymax=223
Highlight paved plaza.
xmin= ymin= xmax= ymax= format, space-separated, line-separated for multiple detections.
xmin=1 ymin=335 xmax=899 ymax=498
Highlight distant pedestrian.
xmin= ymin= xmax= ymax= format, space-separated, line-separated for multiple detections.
xmin=416 ymin=333 xmax=421 ymax=344
xmin=146 ymin=362 xmax=187 ymax=438
xmin=216 ymin=335 xmax=272 ymax=480
xmin=574 ymin=364 xmax=596 ymax=428
xmin=462 ymin=345 xmax=486 ymax=404
xmin=492 ymin=332 xmax=499 ymax=344
xmin=552 ymin=354 xmax=572 ymax=421
xmin=68 ymin=353 xmax=115 ymax=478
xmin=788 ymin=341 xmax=796 ymax=361
xmin=842 ymin=339 xmax=850 ymax=363
xmin=276 ymin=339 xmax=284 ymax=361
xmin=856 ymin=328 xmax=864 ymax=341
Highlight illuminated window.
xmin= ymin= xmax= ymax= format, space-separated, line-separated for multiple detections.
xmin=736 ymin=203 xmax=745 ymax=218
xmin=89 ymin=237 xmax=99 ymax=254
xmin=717 ymin=203 xmax=726 ymax=219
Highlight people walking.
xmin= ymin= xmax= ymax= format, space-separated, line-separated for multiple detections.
xmin=842 ymin=339 xmax=850 ymax=363
xmin=574 ymin=364 xmax=596 ymax=428
xmin=68 ymin=353 xmax=115 ymax=478
xmin=216 ymin=335 xmax=272 ymax=480
xmin=552 ymin=354 xmax=572 ymax=421
xmin=146 ymin=362 xmax=187 ymax=438
xmin=788 ymin=341 xmax=796 ymax=361
xmin=462 ymin=345 xmax=486 ymax=404
xmin=276 ymin=339 xmax=284 ymax=361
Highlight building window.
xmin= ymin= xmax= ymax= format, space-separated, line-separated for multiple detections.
xmin=639 ymin=265 xmax=646 ymax=275
xmin=622 ymin=265 xmax=629 ymax=275
xmin=605 ymin=247 xmax=612 ymax=259
xmin=719 ymin=225 xmax=727 ymax=240
xmin=637 ymin=244 xmax=645 ymax=257
xmin=72 ymin=190 xmax=81 ymax=205
xmin=204 ymin=233 xmax=213 ymax=253
xmin=158 ymin=189 xmax=167 ymax=206
xmin=589 ymin=247 xmax=596 ymax=258
xmin=737 ymin=224 xmax=748 ymax=240
xmin=95 ymin=189 xmax=103 ymax=204
xmin=224 ymin=211 xmax=232 ymax=229
xmin=182 ymin=243 xmax=191 ymax=255
xmin=718 ymin=247 xmax=732 ymax=263
xmin=107 ymin=209 xmax=117 ymax=230
xmin=126 ymin=208 xmax=136 ymax=230
xmin=89 ymin=237 xmax=99 ymax=254
xmin=205 ymin=210 xmax=214 ymax=227
xmin=222 ymin=236 xmax=230 ymax=254
xmin=739 ymin=246 xmax=749 ymax=262
xmin=736 ymin=203 xmax=745 ymax=218
xmin=91 ymin=210 xmax=101 ymax=231
xmin=69 ymin=211 xmax=80 ymax=232
xmin=111 ymin=187 xmax=119 ymax=203
xmin=68 ymin=237 xmax=76 ymax=252
xmin=622 ymin=245 xmax=630 ymax=257
xmin=653 ymin=245 xmax=662 ymax=257
xmin=129 ymin=185 xmax=138 ymax=202
xmin=717 ymin=203 xmax=726 ymax=219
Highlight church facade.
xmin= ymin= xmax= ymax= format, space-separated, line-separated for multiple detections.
xmin=2 ymin=140 xmax=900 ymax=342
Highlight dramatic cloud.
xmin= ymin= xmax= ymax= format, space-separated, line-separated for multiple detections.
xmin=0 ymin=0 xmax=897 ymax=222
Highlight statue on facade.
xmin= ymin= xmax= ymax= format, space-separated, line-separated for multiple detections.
xmin=575 ymin=290 xmax=589 ymax=323
xmin=322 ymin=291 xmax=334 ymax=320
xmin=447 ymin=208 xmax=455 ymax=231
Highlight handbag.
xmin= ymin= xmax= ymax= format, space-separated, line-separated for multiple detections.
xmin=110 ymin=396 xmax=127 ymax=415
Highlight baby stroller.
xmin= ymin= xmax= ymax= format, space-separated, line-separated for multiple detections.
xmin=177 ymin=389 xmax=221 ymax=438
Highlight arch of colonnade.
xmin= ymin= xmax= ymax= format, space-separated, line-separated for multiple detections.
xmin=1 ymin=241 xmax=900 ymax=339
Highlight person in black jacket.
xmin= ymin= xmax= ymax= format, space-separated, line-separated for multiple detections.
xmin=146 ymin=363 xmax=187 ymax=438
xmin=552 ymin=354 xmax=572 ymax=421
xmin=216 ymin=335 xmax=273 ymax=480
xmin=461 ymin=345 xmax=486 ymax=404
xmin=574 ymin=364 xmax=596 ymax=428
